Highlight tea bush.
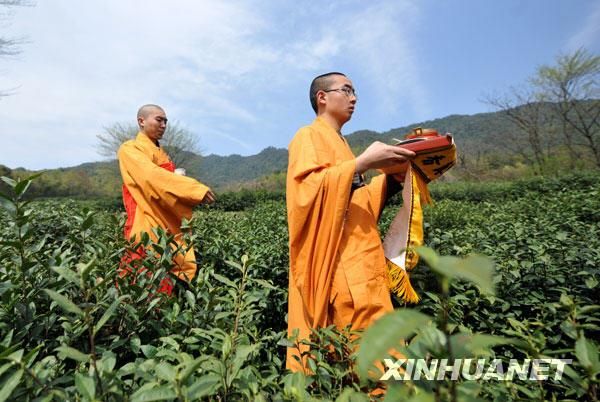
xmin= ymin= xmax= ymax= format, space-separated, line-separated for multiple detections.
xmin=0 ymin=172 xmax=598 ymax=401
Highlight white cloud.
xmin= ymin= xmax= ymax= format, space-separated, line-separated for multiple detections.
xmin=0 ymin=1 xmax=277 ymax=168
xmin=267 ymin=1 xmax=429 ymax=120
xmin=565 ymin=1 xmax=600 ymax=52
xmin=0 ymin=0 xmax=427 ymax=169
xmin=338 ymin=1 xmax=429 ymax=119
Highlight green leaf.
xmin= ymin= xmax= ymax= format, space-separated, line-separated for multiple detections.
xmin=0 ymin=177 xmax=16 ymax=188
xmin=335 ymin=387 xmax=370 ymax=402
xmin=145 ymin=297 xmax=161 ymax=313
xmin=418 ymin=247 xmax=495 ymax=295
xmin=22 ymin=345 xmax=42 ymax=366
xmin=184 ymin=290 xmax=195 ymax=309
xmin=283 ymin=372 xmax=308 ymax=399
xmin=575 ymin=336 xmax=600 ymax=374
xmin=77 ymin=259 xmax=96 ymax=282
xmin=0 ymin=281 xmax=14 ymax=298
xmin=0 ymin=194 xmax=15 ymax=214
xmin=55 ymin=346 xmax=89 ymax=362
xmin=335 ymin=387 xmax=369 ymax=402
xmin=130 ymin=336 xmax=141 ymax=354
xmin=51 ymin=266 xmax=81 ymax=287
xmin=0 ymin=368 xmax=23 ymax=402
xmin=75 ymin=372 xmax=95 ymax=400
xmin=585 ymin=276 xmax=598 ymax=289
xmin=100 ymin=352 xmax=116 ymax=372
xmin=44 ymin=289 xmax=84 ymax=317
xmin=0 ymin=363 xmax=13 ymax=380
xmin=154 ymin=362 xmax=176 ymax=382
xmin=560 ymin=293 xmax=574 ymax=307
xmin=231 ymin=344 xmax=259 ymax=379
xmin=5 ymin=350 xmax=24 ymax=363
xmin=14 ymin=179 xmax=32 ymax=197
xmin=131 ymin=385 xmax=177 ymax=402
xmin=93 ymin=297 xmax=120 ymax=336
xmin=253 ymin=278 xmax=277 ymax=290
xmin=357 ymin=309 xmax=432 ymax=379
xmin=214 ymin=311 xmax=234 ymax=321
xmin=0 ymin=330 xmax=13 ymax=349
xmin=81 ymin=214 xmax=95 ymax=231
xmin=0 ymin=347 xmax=20 ymax=362
xmin=449 ymin=333 xmax=518 ymax=358
xmin=178 ymin=357 xmax=205 ymax=382
xmin=383 ymin=384 xmax=435 ymax=402
xmin=417 ymin=246 xmax=439 ymax=267
xmin=277 ymin=338 xmax=296 ymax=348
xmin=141 ymin=345 xmax=158 ymax=359
xmin=212 ymin=273 xmax=237 ymax=288
xmin=185 ymin=374 xmax=220 ymax=399
xmin=221 ymin=334 xmax=232 ymax=357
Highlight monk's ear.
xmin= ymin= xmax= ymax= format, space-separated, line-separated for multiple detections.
xmin=316 ymin=90 xmax=327 ymax=110
xmin=137 ymin=116 xmax=145 ymax=129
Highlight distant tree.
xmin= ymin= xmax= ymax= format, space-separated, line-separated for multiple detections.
xmin=533 ymin=48 xmax=600 ymax=167
xmin=484 ymin=88 xmax=557 ymax=174
xmin=0 ymin=164 xmax=10 ymax=176
xmin=96 ymin=121 xmax=203 ymax=168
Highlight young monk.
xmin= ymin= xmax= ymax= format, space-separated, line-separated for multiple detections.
xmin=117 ymin=104 xmax=215 ymax=294
xmin=286 ymin=73 xmax=416 ymax=371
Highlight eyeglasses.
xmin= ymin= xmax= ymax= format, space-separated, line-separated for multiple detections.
xmin=323 ymin=86 xmax=357 ymax=99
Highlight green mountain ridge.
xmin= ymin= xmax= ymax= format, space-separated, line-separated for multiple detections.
xmin=0 ymin=107 xmax=559 ymax=197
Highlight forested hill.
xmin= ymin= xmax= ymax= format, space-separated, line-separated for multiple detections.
xmin=191 ymin=111 xmax=508 ymax=188
xmin=0 ymin=104 xmax=588 ymax=197
xmin=189 ymin=146 xmax=289 ymax=189
xmin=346 ymin=112 xmax=507 ymax=150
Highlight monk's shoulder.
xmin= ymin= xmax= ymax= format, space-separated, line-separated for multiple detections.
xmin=117 ymin=139 xmax=136 ymax=157
xmin=290 ymin=124 xmax=313 ymax=143
xmin=290 ymin=124 xmax=325 ymax=149
xmin=118 ymin=138 xmax=155 ymax=162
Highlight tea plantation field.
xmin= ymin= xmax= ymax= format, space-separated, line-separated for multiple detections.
xmin=0 ymin=173 xmax=598 ymax=401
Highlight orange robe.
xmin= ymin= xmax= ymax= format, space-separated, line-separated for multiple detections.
xmin=286 ymin=117 xmax=394 ymax=372
xmin=117 ymin=132 xmax=210 ymax=282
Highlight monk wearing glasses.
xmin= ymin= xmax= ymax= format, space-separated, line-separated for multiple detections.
xmin=286 ymin=72 xmax=415 ymax=372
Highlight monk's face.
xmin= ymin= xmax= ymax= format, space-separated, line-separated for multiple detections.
xmin=139 ymin=107 xmax=168 ymax=143
xmin=321 ymin=75 xmax=357 ymax=125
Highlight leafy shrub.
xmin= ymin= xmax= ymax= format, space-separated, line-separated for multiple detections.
xmin=0 ymin=172 xmax=598 ymax=401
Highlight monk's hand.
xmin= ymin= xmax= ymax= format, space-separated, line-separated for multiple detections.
xmin=355 ymin=141 xmax=416 ymax=174
xmin=203 ymin=190 xmax=216 ymax=204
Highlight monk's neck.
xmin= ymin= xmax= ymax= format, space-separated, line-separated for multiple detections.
xmin=141 ymin=131 xmax=160 ymax=147
xmin=317 ymin=113 xmax=344 ymax=134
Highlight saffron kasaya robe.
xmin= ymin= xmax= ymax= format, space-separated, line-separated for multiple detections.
xmin=286 ymin=117 xmax=394 ymax=372
xmin=118 ymin=132 xmax=210 ymax=282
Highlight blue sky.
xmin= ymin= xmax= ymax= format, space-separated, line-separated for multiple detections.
xmin=1 ymin=0 xmax=599 ymax=170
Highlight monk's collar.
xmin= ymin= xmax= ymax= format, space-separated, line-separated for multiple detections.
xmin=136 ymin=132 xmax=161 ymax=148
xmin=314 ymin=116 xmax=344 ymax=138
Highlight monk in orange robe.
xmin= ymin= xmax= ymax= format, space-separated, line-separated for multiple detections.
xmin=117 ymin=104 xmax=215 ymax=294
xmin=286 ymin=73 xmax=416 ymax=371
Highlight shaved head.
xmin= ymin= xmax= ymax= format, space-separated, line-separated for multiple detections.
xmin=137 ymin=104 xmax=164 ymax=120
xmin=309 ymin=72 xmax=346 ymax=113
xmin=136 ymin=104 xmax=168 ymax=142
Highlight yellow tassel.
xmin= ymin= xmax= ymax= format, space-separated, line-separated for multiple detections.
xmin=386 ymin=259 xmax=420 ymax=304
xmin=413 ymin=170 xmax=433 ymax=206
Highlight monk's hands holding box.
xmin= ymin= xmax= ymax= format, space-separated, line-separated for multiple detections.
xmin=355 ymin=141 xmax=415 ymax=175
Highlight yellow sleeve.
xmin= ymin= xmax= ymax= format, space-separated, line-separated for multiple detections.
xmin=118 ymin=142 xmax=210 ymax=219
xmin=363 ymin=173 xmax=388 ymax=220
